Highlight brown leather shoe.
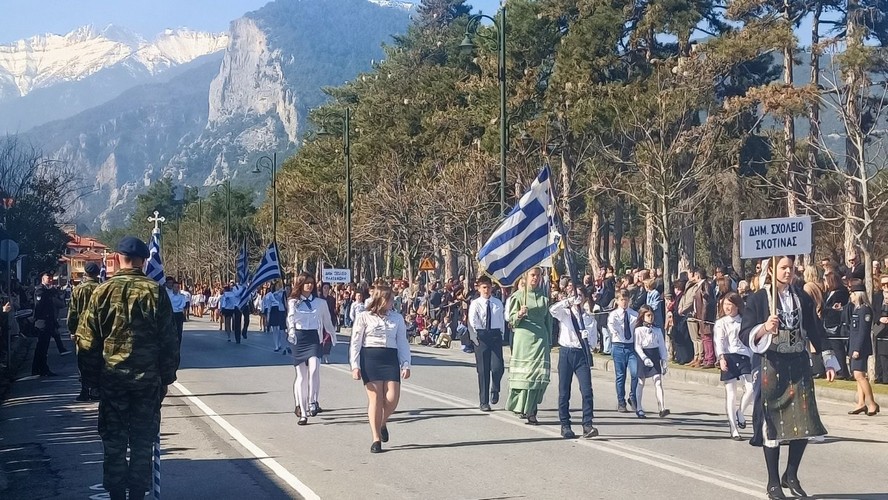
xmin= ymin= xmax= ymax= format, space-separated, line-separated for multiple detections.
xmin=688 ymin=359 xmax=700 ymax=367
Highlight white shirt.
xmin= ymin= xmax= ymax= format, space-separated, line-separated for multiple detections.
xmin=263 ymin=290 xmax=286 ymax=312
xmin=467 ymin=295 xmax=505 ymax=343
xmin=350 ymin=301 xmax=366 ymax=322
xmin=607 ymin=307 xmax=639 ymax=344
xmin=349 ymin=310 xmax=411 ymax=370
xmin=287 ymin=295 xmax=336 ymax=338
xmin=549 ymin=298 xmax=589 ymax=349
xmin=634 ymin=325 xmax=668 ymax=362
xmin=168 ymin=291 xmax=188 ymax=313
xmin=207 ymin=294 xmax=220 ymax=308
xmin=713 ymin=315 xmax=751 ymax=358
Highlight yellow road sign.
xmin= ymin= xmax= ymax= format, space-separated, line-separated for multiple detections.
xmin=418 ymin=257 xmax=436 ymax=272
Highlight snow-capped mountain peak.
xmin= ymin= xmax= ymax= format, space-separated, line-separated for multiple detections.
xmin=0 ymin=25 xmax=229 ymax=97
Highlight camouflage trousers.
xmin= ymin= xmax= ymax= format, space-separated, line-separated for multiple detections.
xmin=98 ymin=383 xmax=163 ymax=492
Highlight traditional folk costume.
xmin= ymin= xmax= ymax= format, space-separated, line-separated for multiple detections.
xmin=468 ymin=294 xmax=506 ymax=410
xmin=714 ymin=314 xmax=755 ymax=439
xmin=506 ymin=287 xmax=551 ymax=424
xmin=287 ymin=293 xmax=336 ymax=425
xmin=739 ymin=285 xmax=840 ymax=499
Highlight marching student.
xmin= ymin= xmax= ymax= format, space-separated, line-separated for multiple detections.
xmin=350 ymin=283 xmax=412 ymax=453
xmin=740 ymin=256 xmax=840 ymax=499
xmin=607 ymin=289 xmax=639 ymax=413
xmin=287 ymin=272 xmax=336 ymax=425
xmin=714 ymin=292 xmax=754 ymax=440
xmin=264 ymin=282 xmax=288 ymax=354
xmin=846 ymin=282 xmax=880 ymax=416
xmin=548 ymin=286 xmax=599 ymax=439
xmin=633 ymin=305 xmax=669 ymax=419
xmin=468 ymin=276 xmax=506 ymax=412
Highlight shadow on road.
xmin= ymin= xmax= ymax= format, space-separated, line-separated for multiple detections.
xmin=389 ymin=435 xmax=563 ymax=451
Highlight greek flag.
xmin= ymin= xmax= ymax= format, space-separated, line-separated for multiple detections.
xmin=99 ymin=258 xmax=107 ymax=283
xmin=477 ymin=166 xmax=560 ymax=285
xmin=145 ymin=228 xmax=166 ymax=285
xmin=236 ymin=239 xmax=249 ymax=285
xmin=238 ymin=242 xmax=282 ymax=308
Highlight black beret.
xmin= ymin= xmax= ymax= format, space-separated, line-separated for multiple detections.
xmin=84 ymin=262 xmax=101 ymax=276
xmin=117 ymin=236 xmax=149 ymax=258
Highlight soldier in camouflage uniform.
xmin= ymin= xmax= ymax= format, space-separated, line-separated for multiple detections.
xmin=77 ymin=236 xmax=180 ymax=500
xmin=69 ymin=262 xmax=101 ymax=402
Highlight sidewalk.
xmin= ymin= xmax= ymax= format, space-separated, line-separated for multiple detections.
xmin=0 ymin=321 xmax=293 ymax=500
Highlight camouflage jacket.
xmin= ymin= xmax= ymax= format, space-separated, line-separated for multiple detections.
xmin=67 ymin=277 xmax=99 ymax=343
xmin=77 ymin=268 xmax=180 ymax=389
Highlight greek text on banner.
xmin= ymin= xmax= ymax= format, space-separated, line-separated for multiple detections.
xmin=739 ymin=215 xmax=812 ymax=259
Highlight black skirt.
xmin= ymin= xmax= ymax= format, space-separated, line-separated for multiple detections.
xmin=720 ymin=353 xmax=753 ymax=382
xmin=359 ymin=347 xmax=400 ymax=384
xmin=638 ymin=348 xmax=663 ymax=378
xmin=849 ymin=356 xmax=868 ymax=373
xmin=292 ymin=329 xmax=321 ymax=366
xmin=268 ymin=308 xmax=286 ymax=329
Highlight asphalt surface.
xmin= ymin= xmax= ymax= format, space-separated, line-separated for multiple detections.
xmin=2 ymin=316 xmax=887 ymax=500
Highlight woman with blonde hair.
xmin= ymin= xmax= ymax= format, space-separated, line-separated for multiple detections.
xmin=506 ymin=267 xmax=552 ymax=424
xmin=802 ymin=265 xmax=824 ymax=319
xmin=846 ymin=283 xmax=880 ymax=416
xmin=350 ymin=283 xmax=412 ymax=453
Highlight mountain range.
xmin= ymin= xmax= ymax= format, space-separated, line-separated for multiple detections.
xmin=9 ymin=0 xmax=411 ymax=230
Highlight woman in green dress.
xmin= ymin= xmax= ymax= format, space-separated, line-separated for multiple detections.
xmin=506 ymin=267 xmax=552 ymax=424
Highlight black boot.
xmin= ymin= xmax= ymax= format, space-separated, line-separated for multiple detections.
xmin=782 ymin=440 xmax=809 ymax=497
xmin=108 ymin=488 xmax=126 ymax=500
xmin=75 ymin=387 xmax=90 ymax=402
xmin=764 ymin=446 xmax=784 ymax=498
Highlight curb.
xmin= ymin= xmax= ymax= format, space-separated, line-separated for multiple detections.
xmin=590 ymin=354 xmax=858 ymax=404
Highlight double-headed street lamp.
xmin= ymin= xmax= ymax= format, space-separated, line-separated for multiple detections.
xmin=318 ymin=108 xmax=352 ymax=274
xmin=212 ymin=179 xmax=232 ymax=279
xmin=252 ymin=153 xmax=278 ymax=243
xmin=460 ymin=7 xmax=507 ymax=215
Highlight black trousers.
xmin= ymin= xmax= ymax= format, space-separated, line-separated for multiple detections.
xmin=232 ymin=309 xmax=243 ymax=343
xmin=173 ymin=312 xmax=185 ymax=344
xmin=51 ymin=328 xmax=66 ymax=352
xmin=475 ymin=329 xmax=504 ymax=405
xmin=31 ymin=327 xmax=52 ymax=375
xmin=558 ymin=346 xmax=594 ymax=426
xmin=828 ymin=338 xmax=850 ymax=378
xmin=241 ymin=308 xmax=250 ymax=338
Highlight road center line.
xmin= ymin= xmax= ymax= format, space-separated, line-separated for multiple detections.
xmin=325 ymin=363 xmax=762 ymax=498
xmin=170 ymin=381 xmax=321 ymax=500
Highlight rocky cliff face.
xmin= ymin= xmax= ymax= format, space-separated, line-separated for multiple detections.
xmin=22 ymin=0 xmax=411 ymax=230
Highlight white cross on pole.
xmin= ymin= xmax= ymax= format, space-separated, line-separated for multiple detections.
xmin=147 ymin=211 xmax=166 ymax=233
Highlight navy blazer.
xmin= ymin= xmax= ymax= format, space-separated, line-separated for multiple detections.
xmin=739 ymin=286 xmax=827 ymax=354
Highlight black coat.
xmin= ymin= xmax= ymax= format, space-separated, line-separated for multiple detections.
xmin=848 ymin=304 xmax=874 ymax=358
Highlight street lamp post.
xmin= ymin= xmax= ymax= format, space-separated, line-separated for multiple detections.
xmin=319 ymin=108 xmax=352 ymax=275
xmin=461 ymin=7 xmax=507 ymax=215
xmin=253 ymin=153 xmax=278 ymax=244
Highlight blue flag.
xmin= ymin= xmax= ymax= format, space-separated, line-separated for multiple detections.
xmin=238 ymin=242 xmax=282 ymax=308
xmin=145 ymin=228 xmax=166 ymax=285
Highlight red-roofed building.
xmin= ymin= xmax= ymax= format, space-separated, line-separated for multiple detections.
xmin=58 ymin=226 xmax=121 ymax=283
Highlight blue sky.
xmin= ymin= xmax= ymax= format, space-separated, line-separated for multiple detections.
xmin=0 ymin=0 xmax=501 ymax=43
xmin=0 ymin=0 xmax=814 ymax=45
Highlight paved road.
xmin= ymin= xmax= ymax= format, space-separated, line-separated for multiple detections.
xmin=2 ymin=317 xmax=887 ymax=499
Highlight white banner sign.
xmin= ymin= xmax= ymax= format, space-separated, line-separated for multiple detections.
xmin=322 ymin=268 xmax=351 ymax=284
xmin=740 ymin=215 xmax=812 ymax=259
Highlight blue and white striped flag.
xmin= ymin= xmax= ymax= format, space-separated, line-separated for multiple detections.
xmin=145 ymin=228 xmax=166 ymax=285
xmin=99 ymin=258 xmax=107 ymax=283
xmin=236 ymin=239 xmax=249 ymax=285
xmin=238 ymin=242 xmax=282 ymax=308
xmin=477 ymin=166 xmax=561 ymax=285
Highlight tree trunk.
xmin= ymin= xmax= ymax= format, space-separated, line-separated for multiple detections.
xmin=560 ymin=153 xmax=573 ymax=230
xmin=805 ymin=3 xmax=823 ymax=268
xmin=403 ymin=250 xmax=414 ymax=286
xmin=660 ymin=197 xmax=673 ymax=284
xmin=645 ymin=208 xmax=656 ymax=269
xmin=731 ymin=168 xmax=743 ymax=274
xmin=588 ymin=208 xmax=603 ymax=271
xmin=678 ymin=215 xmax=695 ymax=274
xmin=783 ymin=0 xmax=798 ymax=219
xmin=630 ymin=237 xmax=639 ymax=270
xmin=601 ymin=212 xmax=611 ymax=266
xmin=610 ymin=198 xmax=624 ymax=268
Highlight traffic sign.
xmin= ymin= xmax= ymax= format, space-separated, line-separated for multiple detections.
xmin=322 ymin=268 xmax=351 ymax=284
xmin=418 ymin=257 xmax=436 ymax=272
xmin=0 ymin=239 xmax=19 ymax=262
xmin=740 ymin=215 xmax=812 ymax=259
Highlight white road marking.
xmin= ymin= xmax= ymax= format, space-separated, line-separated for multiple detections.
xmin=325 ymin=364 xmax=763 ymax=498
xmin=170 ymin=381 xmax=321 ymax=500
